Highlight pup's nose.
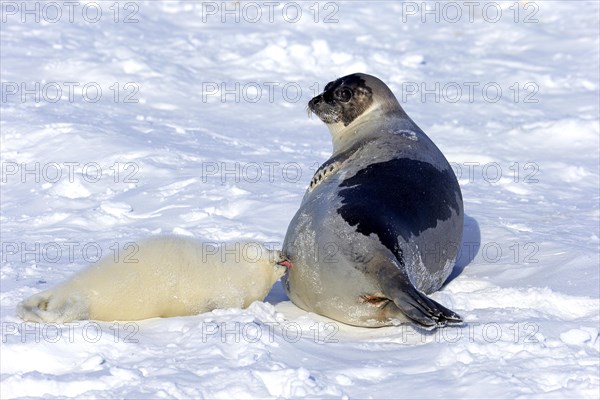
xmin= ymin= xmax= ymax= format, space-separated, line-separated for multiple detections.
xmin=276 ymin=259 xmax=293 ymax=269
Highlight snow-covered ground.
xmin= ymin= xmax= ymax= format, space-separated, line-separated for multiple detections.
xmin=1 ymin=1 xmax=599 ymax=398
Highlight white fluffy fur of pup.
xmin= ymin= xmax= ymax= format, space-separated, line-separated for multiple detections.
xmin=17 ymin=236 xmax=287 ymax=323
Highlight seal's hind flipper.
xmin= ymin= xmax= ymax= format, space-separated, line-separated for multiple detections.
xmin=17 ymin=291 xmax=54 ymax=323
xmin=17 ymin=290 xmax=88 ymax=323
xmin=392 ymin=283 xmax=462 ymax=328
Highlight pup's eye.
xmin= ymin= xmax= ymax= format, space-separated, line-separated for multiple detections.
xmin=336 ymin=88 xmax=352 ymax=102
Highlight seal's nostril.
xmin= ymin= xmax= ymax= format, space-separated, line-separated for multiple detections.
xmin=309 ymin=97 xmax=321 ymax=107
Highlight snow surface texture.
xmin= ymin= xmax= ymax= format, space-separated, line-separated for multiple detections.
xmin=1 ymin=1 xmax=599 ymax=398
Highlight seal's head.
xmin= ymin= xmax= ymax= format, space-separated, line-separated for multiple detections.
xmin=308 ymin=73 xmax=407 ymax=153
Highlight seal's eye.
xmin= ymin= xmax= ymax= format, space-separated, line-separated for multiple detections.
xmin=336 ymin=88 xmax=353 ymax=102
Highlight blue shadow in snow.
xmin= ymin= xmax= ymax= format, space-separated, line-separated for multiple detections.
xmin=445 ymin=213 xmax=481 ymax=284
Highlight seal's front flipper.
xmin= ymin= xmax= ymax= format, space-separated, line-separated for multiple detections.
xmin=390 ymin=283 xmax=462 ymax=328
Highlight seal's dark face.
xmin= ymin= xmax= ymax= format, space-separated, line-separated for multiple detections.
xmin=308 ymin=74 xmax=373 ymax=126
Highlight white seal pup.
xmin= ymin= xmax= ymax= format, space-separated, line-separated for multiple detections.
xmin=282 ymin=73 xmax=464 ymax=328
xmin=17 ymin=236 xmax=288 ymax=323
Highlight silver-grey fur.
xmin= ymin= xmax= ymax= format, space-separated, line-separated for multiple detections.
xmin=282 ymin=73 xmax=464 ymax=328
